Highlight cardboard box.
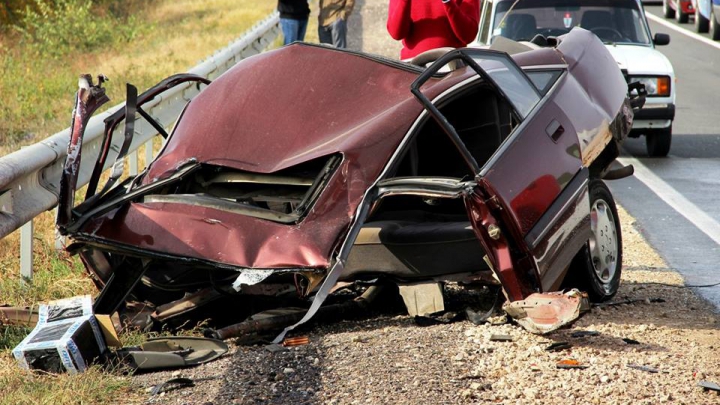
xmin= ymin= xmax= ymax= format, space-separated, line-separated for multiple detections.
xmin=12 ymin=295 xmax=106 ymax=374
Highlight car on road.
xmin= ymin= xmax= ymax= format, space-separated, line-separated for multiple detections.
xmin=475 ymin=0 xmax=676 ymax=156
xmin=56 ymin=29 xmax=641 ymax=338
xmin=663 ymin=0 xmax=694 ymax=23
xmin=691 ymin=0 xmax=720 ymax=38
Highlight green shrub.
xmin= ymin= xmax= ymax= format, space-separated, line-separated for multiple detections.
xmin=16 ymin=0 xmax=138 ymax=57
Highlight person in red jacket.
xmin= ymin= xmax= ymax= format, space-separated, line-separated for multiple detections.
xmin=387 ymin=0 xmax=481 ymax=60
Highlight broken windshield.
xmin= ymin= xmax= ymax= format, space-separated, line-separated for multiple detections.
xmin=493 ymin=0 xmax=651 ymax=45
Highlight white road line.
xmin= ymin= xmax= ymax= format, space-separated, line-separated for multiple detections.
xmin=618 ymin=156 xmax=720 ymax=246
xmin=646 ymin=12 xmax=720 ymax=50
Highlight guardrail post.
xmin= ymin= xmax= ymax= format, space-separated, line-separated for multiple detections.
xmin=129 ymin=150 xmax=139 ymax=176
xmin=145 ymin=139 xmax=154 ymax=166
xmin=20 ymin=220 xmax=33 ymax=280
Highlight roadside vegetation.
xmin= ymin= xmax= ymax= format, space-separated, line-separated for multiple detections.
xmin=0 ymin=0 xmax=277 ymax=403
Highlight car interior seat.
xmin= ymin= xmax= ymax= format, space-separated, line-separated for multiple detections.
xmin=343 ymin=88 xmax=514 ymax=281
xmin=504 ymin=13 xmax=538 ymax=41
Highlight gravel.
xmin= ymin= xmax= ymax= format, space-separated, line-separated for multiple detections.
xmin=132 ymin=3 xmax=720 ymax=404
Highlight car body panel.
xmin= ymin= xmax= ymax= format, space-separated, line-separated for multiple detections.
xmin=57 ymin=31 xmax=636 ymax=336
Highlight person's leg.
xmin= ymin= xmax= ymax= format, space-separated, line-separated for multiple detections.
xmin=318 ymin=23 xmax=333 ymax=44
xmin=281 ymin=18 xmax=302 ymax=45
xmin=297 ymin=18 xmax=308 ymax=42
xmin=331 ymin=18 xmax=347 ymax=48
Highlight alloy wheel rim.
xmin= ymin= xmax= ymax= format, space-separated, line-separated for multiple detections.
xmin=589 ymin=199 xmax=618 ymax=288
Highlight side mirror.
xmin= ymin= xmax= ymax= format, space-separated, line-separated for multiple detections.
xmin=654 ymin=33 xmax=670 ymax=46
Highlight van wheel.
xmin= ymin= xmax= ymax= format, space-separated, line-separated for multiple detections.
xmin=646 ymin=127 xmax=672 ymax=157
xmin=664 ymin=0 xmax=676 ymax=18
xmin=712 ymin=7 xmax=720 ymax=39
xmin=563 ymin=180 xmax=622 ymax=302
xmin=677 ymin=5 xmax=690 ymax=22
xmin=697 ymin=9 xmax=710 ymax=32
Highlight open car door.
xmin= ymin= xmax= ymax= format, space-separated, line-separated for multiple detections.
xmin=411 ymin=48 xmax=592 ymax=333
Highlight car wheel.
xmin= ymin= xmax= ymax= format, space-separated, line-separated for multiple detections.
xmin=645 ymin=127 xmax=672 ymax=157
xmin=664 ymin=0 xmax=676 ymax=18
xmin=697 ymin=9 xmax=710 ymax=32
xmin=563 ymin=180 xmax=622 ymax=302
xmin=712 ymin=7 xmax=720 ymax=39
xmin=677 ymin=4 xmax=690 ymax=22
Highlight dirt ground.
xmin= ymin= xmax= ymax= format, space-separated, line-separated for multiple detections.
xmin=131 ymin=2 xmax=720 ymax=404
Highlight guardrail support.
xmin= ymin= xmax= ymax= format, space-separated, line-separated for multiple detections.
xmin=1 ymin=12 xmax=281 ymax=281
xmin=20 ymin=220 xmax=33 ymax=280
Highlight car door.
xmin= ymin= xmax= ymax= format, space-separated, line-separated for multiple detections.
xmin=411 ymin=49 xmax=589 ymax=302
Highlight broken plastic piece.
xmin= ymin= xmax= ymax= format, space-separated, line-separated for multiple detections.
xmin=699 ymin=380 xmax=720 ymax=392
xmin=622 ymin=338 xmax=641 ymax=345
xmin=150 ymin=377 xmax=195 ymax=395
xmin=546 ymin=342 xmax=572 ymax=351
xmin=114 ymin=336 xmax=228 ymax=372
xmin=265 ymin=343 xmax=288 ymax=353
xmin=571 ymin=330 xmax=600 ymax=338
xmin=556 ymin=359 xmax=589 ymax=369
xmin=489 ymin=334 xmax=513 ymax=342
xmin=627 ymin=363 xmax=658 ymax=373
xmin=503 ymin=289 xmax=589 ymax=334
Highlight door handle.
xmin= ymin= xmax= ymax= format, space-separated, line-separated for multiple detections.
xmin=546 ymin=120 xmax=564 ymax=142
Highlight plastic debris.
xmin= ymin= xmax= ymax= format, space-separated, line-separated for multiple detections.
xmin=546 ymin=342 xmax=572 ymax=351
xmin=556 ymin=359 xmax=589 ymax=369
xmin=699 ymin=380 xmax=720 ymax=392
xmin=571 ymin=330 xmax=600 ymax=338
xmin=627 ymin=363 xmax=659 ymax=373
xmin=489 ymin=334 xmax=513 ymax=342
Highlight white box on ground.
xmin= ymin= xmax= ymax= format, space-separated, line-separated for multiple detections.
xmin=12 ymin=295 xmax=107 ymax=373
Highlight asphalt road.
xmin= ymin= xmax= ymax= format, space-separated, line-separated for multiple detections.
xmin=610 ymin=5 xmax=720 ymax=307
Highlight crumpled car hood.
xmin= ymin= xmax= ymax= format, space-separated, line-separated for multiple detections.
xmin=79 ymin=44 xmax=474 ymax=270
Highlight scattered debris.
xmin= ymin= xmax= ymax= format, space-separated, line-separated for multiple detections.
xmin=489 ymin=334 xmax=513 ymax=342
xmin=0 ymin=305 xmax=38 ymax=326
xmin=556 ymin=359 xmax=589 ymax=369
xmin=12 ymin=296 xmax=106 ymax=374
xmin=699 ymin=380 xmax=720 ymax=392
xmin=113 ymin=336 xmax=228 ymax=373
xmin=571 ymin=330 xmax=600 ymax=338
xmin=594 ymin=297 xmax=666 ymax=308
xmin=414 ymin=311 xmax=463 ymax=326
xmin=282 ymin=336 xmax=310 ymax=347
xmin=150 ymin=377 xmax=195 ymax=395
xmin=264 ymin=343 xmax=288 ymax=353
xmin=546 ymin=342 xmax=572 ymax=352
xmin=503 ymin=290 xmax=590 ymax=334
xmin=627 ymin=363 xmax=659 ymax=373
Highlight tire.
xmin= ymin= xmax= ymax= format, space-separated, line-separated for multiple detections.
xmin=563 ymin=180 xmax=622 ymax=302
xmin=711 ymin=7 xmax=720 ymax=39
xmin=697 ymin=8 xmax=710 ymax=32
xmin=645 ymin=126 xmax=672 ymax=157
xmin=677 ymin=4 xmax=690 ymax=22
xmin=664 ymin=0 xmax=676 ymax=18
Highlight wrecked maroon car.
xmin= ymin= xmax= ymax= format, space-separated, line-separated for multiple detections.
xmin=57 ymin=28 xmax=643 ymax=339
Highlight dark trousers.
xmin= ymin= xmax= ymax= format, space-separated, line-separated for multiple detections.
xmin=318 ymin=18 xmax=347 ymax=48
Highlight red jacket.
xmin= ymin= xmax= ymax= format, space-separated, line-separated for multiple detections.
xmin=387 ymin=0 xmax=480 ymax=59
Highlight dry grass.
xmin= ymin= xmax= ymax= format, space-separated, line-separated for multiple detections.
xmin=0 ymin=1 xmax=275 ymax=403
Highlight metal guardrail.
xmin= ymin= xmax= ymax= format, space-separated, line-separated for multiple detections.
xmin=0 ymin=12 xmax=281 ymax=279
